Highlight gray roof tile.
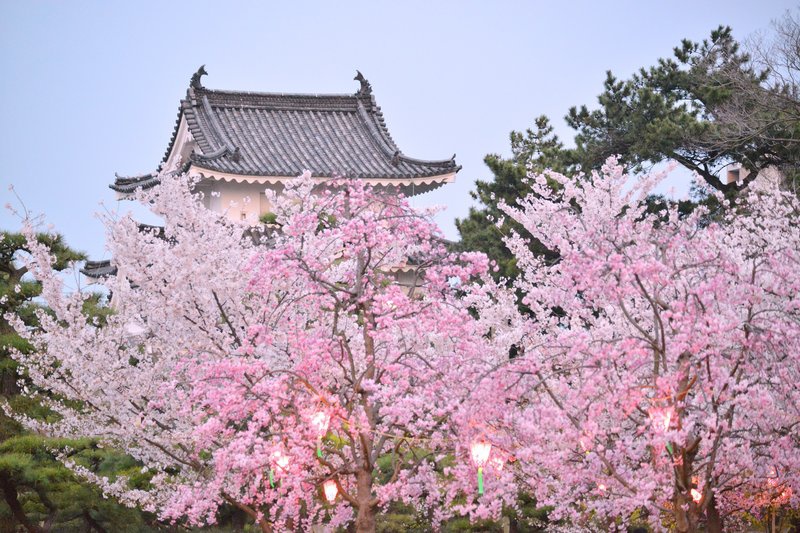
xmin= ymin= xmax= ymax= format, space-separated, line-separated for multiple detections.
xmin=112 ymin=68 xmax=460 ymax=193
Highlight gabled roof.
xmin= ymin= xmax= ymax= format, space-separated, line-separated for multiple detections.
xmin=112 ymin=67 xmax=460 ymax=194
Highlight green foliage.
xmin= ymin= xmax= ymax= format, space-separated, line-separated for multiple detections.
xmin=458 ymin=24 xmax=800 ymax=285
xmin=456 ymin=117 xmax=564 ymax=282
xmin=259 ymin=211 xmax=278 ymax=225
xmin=0 ymin=230 xmax=162 ymax=532
xmin=566 ymin=26 xmax=799 ymax=192
xmin=0 ymin=435 xmax=160 ymax=532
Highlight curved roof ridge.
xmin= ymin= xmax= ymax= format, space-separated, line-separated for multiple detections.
xmin=115 ymin=66 xmax=460 ymax=191
xmin=360 ymin=93 xmax=401 ymax=154
xmin=355 ymin=100 xmax=398 ymax=160
xmin=160 ymin=101 xmax=188 ymax=164
xmin=201 ymin=87 xmax=355 ymax=99
xmin=397 ymin=153 xmax=459 ymax=168
xmin=199 ymin=95 xmax=238 ymax=156
xmin=114 ymin=171 xmax=156 ymax=181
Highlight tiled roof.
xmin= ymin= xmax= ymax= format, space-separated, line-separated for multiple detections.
xmin=80 ymin=260 xmax=117 ymax=279
xmin=80 ymin=225 xmax=165 ymax=279
xmin=111 ymin=172 xmax=161 ymax=194
xmin=112 ymin=68 xmax=459 ymax=192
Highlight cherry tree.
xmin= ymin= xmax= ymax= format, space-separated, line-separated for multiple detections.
xmin=499 ymin=159 xmax=800 ymax=532
xmin=8 ymin=172 xmax=519 ymax=532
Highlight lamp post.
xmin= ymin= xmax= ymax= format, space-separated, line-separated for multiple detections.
xmin=470 ymin=439 xmax=492 ymax=495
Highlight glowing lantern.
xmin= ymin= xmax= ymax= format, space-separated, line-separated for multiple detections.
xmin=311 ymin=411 xmax=330 ymax=434
xmin=311 ymin=411 xmax=330 ymax=458
xmin=648 ymin=406 xmax=673 ymax=432
xmin=274 ymin=451 xmax=290 ymax=472
xmin=470 ymin=439 xmax=492 ymax=495
xmin=598 ymin=483 xmax=607 ymax=493
xmin=691 ymin=488 xmax=702 ymax=503
xmin=323 ymin=479 xmax=338 ymax=503
xmin=579 ymin=434 xmax=592 ymax=455
xmin=268 ymin=451 xmax=290 ymax=488
xmin=767 ymin=467 xmax=779 ymax=488
xmin=648 ymin=406 xmax=675 ymax=454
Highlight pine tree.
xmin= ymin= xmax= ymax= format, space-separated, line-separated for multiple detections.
xmin=0 ymin=231 xmax=157 ymax=532
xmin=455 ymin=117 xmax=569 ymax=281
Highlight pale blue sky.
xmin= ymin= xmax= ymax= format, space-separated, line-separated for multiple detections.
xmin=1 ymin=1 xmax=795 ymax=259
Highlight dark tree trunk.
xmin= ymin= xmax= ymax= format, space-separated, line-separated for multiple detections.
xmin=0 ymin=368 xmax=19 ymax=396
xmin=0 ymin=473 xmax=43 ymax=533
xmin=354 ymin=469 xmax=376 ymax=533
xmin=83 ymin=510 xmax=109 ymax=533
xmin=705 ymin=494 xmax=724 ymax=533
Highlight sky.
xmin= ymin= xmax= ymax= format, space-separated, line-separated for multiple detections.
xmin=0 ymin=0 xmax=796 ymax=261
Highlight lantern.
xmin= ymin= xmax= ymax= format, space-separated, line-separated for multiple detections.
xmin=311 ymin=411 xmax=330 ymax=434
xmin=648 ymin=406 xmax=675 ymax=454
xmin=323 ymin=479 xmax=338 ymax=503
xmin=268 ymin=450 xmax=290 ymax=488
xmin=579 ymin=434 xmax=592 ymax=455
xmin=470 ymin=439 xmax=492 ymax=494
xmin=648 ymin=406 xmax=673 ymax=432
xmin=274 ymin=451 xmax=290 ymax=472
xmin=691 ymin=488 xmax=702 ymax=503
xmin=311 ymin=411 xmax=330 ymax=458
xmin=767 ymin=467 xmax=779 ymax=487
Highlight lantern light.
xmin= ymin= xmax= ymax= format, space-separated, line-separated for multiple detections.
xmin=691 ymin=488 xmax=702 ymax=503
xmin=311 ymin=411 xmax=330 ymax=458
xmin=579 ymin=434 xmax=592 ymax=455
xmin=311 ymin=411 xmax=330 ymax=435
xmin=648 ymin=406 xmax=673 ymax=432
xmin=470 ymin=439 xmax=492 ymax=495
xmin=273 ymin=451 xmax=290 ymax=472
xmin=268 ymin=450 xmax=290 ymax=488
xmin=323 ymin=479 xmax=338 ymax=503
xmin=470 ymin=439 xmax=492 ymax=467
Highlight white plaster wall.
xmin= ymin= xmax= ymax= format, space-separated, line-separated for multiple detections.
xmin=202 ymin=181 xmax=281 ymax=224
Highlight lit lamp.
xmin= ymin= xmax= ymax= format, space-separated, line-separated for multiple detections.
xmin=648 ymin=406 xmax=673 ymax=432
xmin=323 ymin=479 xmax=338 ymax=503
xmin=269 ymin=451 xmax=290 ymax=488
xmin=690 ymin=488 xmax=702 ymax=503
xmin=648 ymin=406 xmax=675 ymax=454
xmin=311 ymin=411 xmax=330 ymax=458
xmin=470 ymin=439 xmax=492 ymax=495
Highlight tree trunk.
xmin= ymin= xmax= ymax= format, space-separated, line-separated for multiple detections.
xmin=705 ymin=493 xmax=724 ymax=533
xmin=354 ymin=469 xmax=376 ymax=533
xmin=82 ymin=510 xmax=109 ymax=533
xmin=0 ymin=473 xmax=43 ymax=533
xmin=0 ymin=367 xmax=19 ymax=396
xmin=673 ymin=492 xmax=699 ymax=533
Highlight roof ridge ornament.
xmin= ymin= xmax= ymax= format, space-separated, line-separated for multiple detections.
xmin=190 ymin=65 xmax=208 ymax=89
xmin=354 ymin=70 xmax=372 ymax=99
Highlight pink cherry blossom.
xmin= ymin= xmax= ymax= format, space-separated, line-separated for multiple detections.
xmin=9 ymin=172 xmax=517 ymax=531
xmin=497 ymin=158 xmax=800 ymax=532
